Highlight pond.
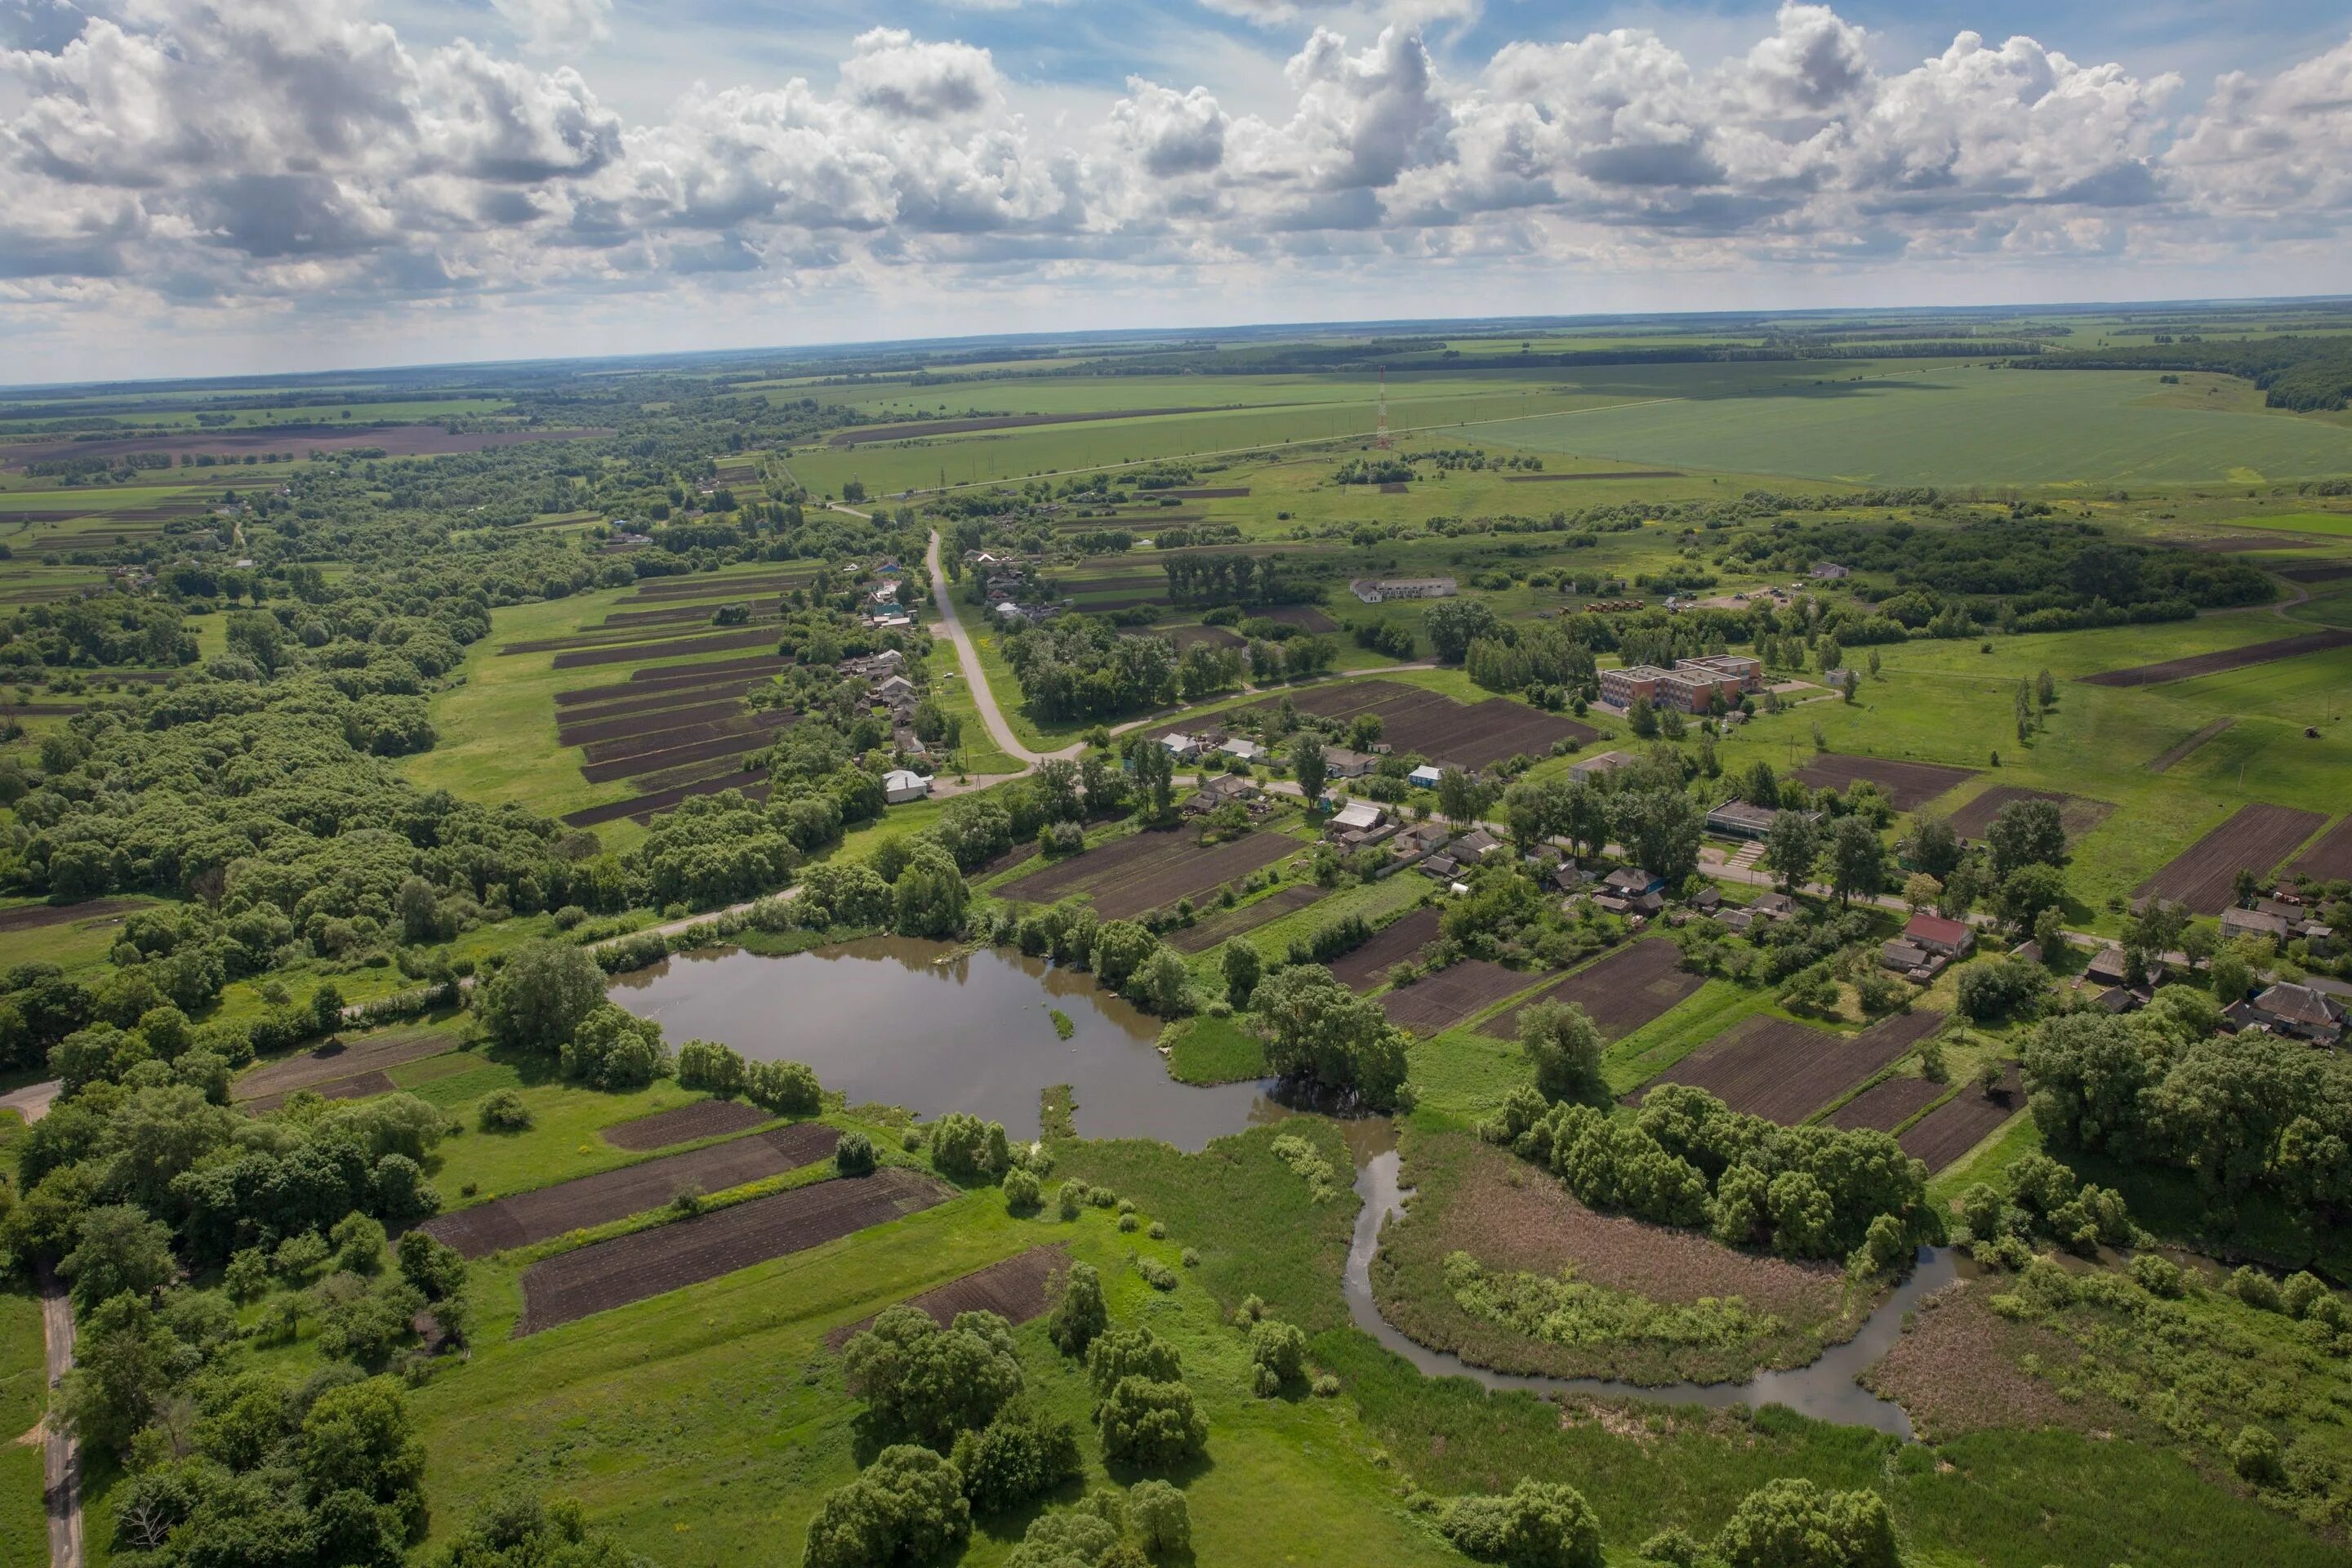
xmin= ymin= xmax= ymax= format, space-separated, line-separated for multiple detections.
xmin=608 ymin=937 xmax=1287 ymax=1151
xmin=1342 ymin=1148 xmax=1958 ymax=1440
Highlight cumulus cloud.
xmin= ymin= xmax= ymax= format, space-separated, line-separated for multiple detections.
xmin=492 ymin=0 xmax=611 ymax=55
xmin=0 ymin=0 xmax=2344 ymax=330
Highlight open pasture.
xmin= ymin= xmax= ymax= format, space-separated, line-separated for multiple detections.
xmin=1327 ymin=906 xmax=1441 ymax=991
xmin=425 ymin=1122 xmax=840 ymax=1259
xmin=1790 ymin=752 xmax=1979 ymax=813
xmin=600 ymin=1098 xmax=772 ymax=1152
xmin=831 ymin=408 xmax=1215 ymax=444
xmin=2290 ymin=817 xmax=2352 ymax=881
xmin=2133 ymin=803 xmax=2329 ymax=913
xmin=2078 ymin=626 xmax=2352 ymax=688
xmin=516 ymin=1167 xmax=947 ymax=1333
xmin=1947 ymin=786 xmax=2114 ymax=842
xmin=1379 ymin=960 xmax=1543 ymax=1036
xmin=993 ymin=826 xmax=1298 ymax=920
xmin=822 ymin=1242 xmax=1067 ymax=1349
xmin=1644 ymin=1009 xmax=1944 ymax=1125
xmin=1480 ymin=938 xmax=1701 ymax=1041
xmin=1899 ymin=1066 xmax=2023 ymax=1170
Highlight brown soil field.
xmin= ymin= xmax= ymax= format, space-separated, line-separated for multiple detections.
xmin=620 ymin=752 xmax=768 ymax=795
xmin=550 ymin=655 xmax=786 ymax=706
xmin=1898 ymin=1065 xmax=2024 ymax=1169
xmin=1167 ymin=886 xmax=1320 ymax=954
xmin=824 ymin=1244 xmax=1070 ymax=1350
xmin=517 ymin=1168 xmax=947 ymax=1334
xmin=599 ymin=597 xmax=784 ymax=627
xmin=232 ymin=1027 xmax=461 ymax=1104
xmin=1209 ymin=679 xmax=1594 ymax=770
xmin=2077 ymin=626 xmax=2352 ymax=688
xmin=1326 ymin=906 xmax=1442 ymax=991
xmin=1824 ymin=1076 xmax=1947 ymax=1134
xmin=0 ymin=895 xmax=140 ymax=934
xmin=558 ymin=699 xmax=745 ymax=749
xmin=577 ymin=713 xmax=791 ymax=784
xmin=0 ymin=425 xmax=613 ymax=468
xmin=1502 ymin=470 xmax=1684 ymax=483
xmin=551 ymin=627 xmax=774 ymax=670
xmin=2132 ymin=802 xmax=2329 ymax=914
xmin=1164 ymin=487 xmax=1250 ymax=499
xmin=1165 ymin=625 xmax=1245 ymax=653
xmin=2281 ymin=563 xmax=2352 ymax=584
xmin=553 ymin=679 xmax=760 ymax=727
xmin=1370 ymin=1130 xmax=1858 ymax=1385
xmin=1254 ymin=604 xmax=1338 ymax=632
xmin=424 ymin=1123 xmax=842 ymax=1259
xmin=830 ymin=408 xmax=1214 ymax=446
xmin=242 ymin=1070 xmax=394 ymax=1117
xmin=1860 ymin=1281 xmax=2096 ymax=1439
xmin=576 ymin=710 xmax=775 ymax=764
xmin=2145 ymin=717 xmax=2234 ymax=773
xmin=601 ymin=1099 xmax=773 ymax=1152
xmin=1947 ymin=786 xmax=2115 ymax=843
xmin=1645 ymin=1009 xmax=1945 ymax=1125
xmin=1380 ymin=960 xmax=1546 ymax=1036
xmin=561 ymin=775 xmax=772 ymax=829
xmin=1375 ymin=482 xmax=1409 ymax=494
xmin=993 ymin=826 xmax=1297 ymax=920
xmin=623 ymin=572 xmax=814 ymax=602
xmin=2290 ymin=817 xmax=2352 ymax=881
xmin=1789 ymin=752 xmax=1979 ymax=813
xmin=1480 ymin=939 xmax=1699 ymax=1041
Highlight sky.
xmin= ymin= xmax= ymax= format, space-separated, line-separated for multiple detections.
xmin=1 ymin=0 xmax=2349 ymax=384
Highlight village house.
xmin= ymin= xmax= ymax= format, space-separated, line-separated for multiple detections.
xmin=2247 ymin=982 xmax=2346 ymax=1045
xmin=1901 ymin=912 xmax=1976 ymax=959
xmin=1407 ymin=764 xmax=1443 ymax=790
xmin=2222 ymin=906 xmax=2292 ymax=943
xmin=1183 ymin=774 xmax=1263 ymax=815
xmin=1567 ymin=750 xmax=1633 ymax=782
xmin=1704 ymin=800 xmax=1791 ymax=841
xmin=882 ymin=769 xmax=932 ymax=804
xmin=1159 ymin=733 xmax=1205 ymax=762
xmin=1604 ymin=866 xmax=1664 ymax=898
xmin=1218 ymin=737 xmax=1264 ymax=764
xmin=1811 ymin=562 xmax=1851 ymax=580
xmin=1321 ymin=746 xmax=1379 ymax=779
xmin=1348 ymin=577 xmax=1457 ymax=604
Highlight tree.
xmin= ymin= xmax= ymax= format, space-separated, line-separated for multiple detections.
xmin=1440 ymin=1478 xmax=1604 ymax=1568
xmin=558 ymin=1004 xmax=669 ymax=1090
xmin=1558 ymin=780 xmax=1610 ymax=862
xmin=802 ymin=1445 xmax=971 ymax=1568
xmin=1610 ymin=789 xmax=1705 ymax=886
xmin=1123 ymin=734 xmax=1176 ymax=822
xmin=930 ymin=1114 xmax=1012 ymax=1182
xmin=1758 ymin=810 xmax=1822 ymax=893
xmin=843 ymin=1305 xmax=1024 ymax=1446
xmin=892 ymin=844 xmax=969 ymax=938
xmin=477 ymin=940 xmax=606 ymax=1056
xmin=300 ymin=1374 xmax=430 ymax=1551
xmin=1437 ymin=768 xmax=1498 ymax=826
xmin=61 ymin=1205 xmax=176 ymax=1314
xmin=1900 ymin=815 xmax=1962 ymax=881
xmin=1900 ymin=872 xmax=1940 ymax=913
xmin=1247 ymin=1319 xmax=1307 ymax=1392
xmin=1985 ymin=798 xmax=2069 ymax=880
xmin=1518 ymin=1000 xmax=1606 ymax=1107
xmin=1626 ymin=695 xmax=1659 ymax=739
xmin=1820 ymin=817 xmax=1888 ymax=906
xmin=1424 ymin=598 xmax=1499 ymax=662
xmin=1250 ymin=964 xmax=1411 ymax=1109
xmin=1097 ymin=1377 xmax=1208 ymax=1469
xmin=1047 ymin=1262 xmax=1109 ymax=1356
xmin=1086 ymin=1325 xmax=1183 ymax=1390
xmin=1710 ymin=1477 xmax=1898 ymax=1568
xmin=1956 ymin=956 xmax=2047 ymax=1022
xmin=1995 ymin=862 xmax=2068 ymax=933
xmin=1129 ymin=1478 xmax=1191 ymax=1557
xmin=1288 ymin=733 xmax=1327 ymax=810
xmin=2036 ymin=667 xmax=2056 ymax=710
xmin=950 ymin=1401 xmax=1081 ymax=1514
xmin=1218 ymin=940 xmax=1262 ymax=1006
xmin=59 ymin=1293 xmax=178 ymax=1454
xmin=425 ymin=1490 xmax=649 ymax=1568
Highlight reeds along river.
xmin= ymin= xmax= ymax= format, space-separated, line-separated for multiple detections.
xmin=608 ymin=936 xmax=1287 ymax=1150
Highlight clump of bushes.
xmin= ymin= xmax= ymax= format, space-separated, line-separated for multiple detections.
xmin=476 ymin=1089 xmax=532 ymax=1133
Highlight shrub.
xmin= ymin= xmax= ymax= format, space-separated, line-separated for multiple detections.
xmin=1128 ymin=1479 xmax=1190 ymax=1557
xmin=476 ymin=1089 xmax=532 ymax=1133
xmin=2127 ymin=1253 xmax=2187 ymax=1298
xmin=330 ymin=1212 xmax=386 ymax=1274
xmin=1003 ymin=1167 xmax=1042 ymax=1213
xmin=1058 ymin=1179 xmax=1088 ymax=1221
xmin=2231 ymin=1424 xmax=2286 ymax=1487
xmin=1711 ymin=1478 xmax=1897 ymax=1568
xmin=931 ymin=1112 xmax=1012 ymax=1182
xmin=951 ymin=1400 xmax=1082 ymax=1515
xmin=746 ymin=1058 xmax=823 ymax=1116
xmin=558 ymin=1004 xmax=670 ymax=1090
xmin=675 ymin=1038 xmax=747 ymax=1097
xmin=1049 ymin=1263 xmax=1109 ymax=1356
xmin=802 ymin=1445 xmax=970 ymax=1568
xmin=1096 ymin=1377 xmax=1207 ymax=1469
xmin=223 ymin=1247 xmax=269 ymax=1303
xmin=477 ymin=939 xmax=606 ymax=1055
xmin=842 ymin=1305 xmax=1023 ymax=1447
xmin=1086 ymin=1326 xmax=1180 ymax=1391
xmin=835 ymin=1130 xmax=877 ymax=1176
xmin=1440 ymin=1478 xmax=1603 ymax=1568
xmin=1247 ymin=1319 xmax=1307 ymax=1394
xmin=2230 ymin=1265 xmax=2282 ymax=1312
xmin=1138 ymin=1258 xmax=1178 ymax=1291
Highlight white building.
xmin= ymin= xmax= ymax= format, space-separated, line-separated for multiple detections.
xmin=1408 ymin=764 xmax=1443 ymax=788
xmin=883 ymin=769 xmax=933 ymax=804
xmin=1349 ymin=577 xmax=1458 ymax=604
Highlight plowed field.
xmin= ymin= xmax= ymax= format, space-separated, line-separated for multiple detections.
xmin=1947 ymin=786 xmax=2114 ymax=843
xmin=233 ymin=1027 xmax=461 ymax=1104
xmin=824 ymin=1244 xmax=1069 ymax=1349
xmin=1325 ymin=906 xmax=1441 ymax=991
xmin=1644 ymin=1009 xmax=1945 ymax=1125
xmin=1899 ymin=1065 xmax=2023 ymax=1169
xmin=1790 ymin=753 xmax=1978 ymax=813
xmin=2134 ymin=803 xmax=2328 ymax=914
xmin=1166 ymin=886 xmax=1320 ymax=953
xmin=1825 ymin=1076 xmax=1946 ymax=1134
xmin=2078 ymin=627 xmax=2352 ymax=688
xmin=1480 ymin=939 xmax=1699 ymax=1041
xmin=2289 ymin=817 xmax=2352 ymax=881
xmin=600 ymin=1099 xmax=773 ymax=1152
xmin=1379 ymin=960 xmax=1546 ymax=1036
xmin=994 ymin=828 xmax=1297 ymax=920
xmin=551 ymin=628 xmax=775 ymax=670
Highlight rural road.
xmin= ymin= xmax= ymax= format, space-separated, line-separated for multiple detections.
xmin=1 ymin=1085 xmax=82 ymax=1568
xmin=922 ymin=530 xmax=1082 ymax=769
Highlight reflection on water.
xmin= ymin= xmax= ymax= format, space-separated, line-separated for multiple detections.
xmin=1341 ymin=1149 xmax=1953 ymax=1440
xmin=609 ymin=938 xmax=1281 ymax=1151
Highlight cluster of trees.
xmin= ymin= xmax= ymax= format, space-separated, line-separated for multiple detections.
xmin=1248 ymin=964 xmax=1412 ymax=1110
xmin=1000 ymin=617 xmax=1180 ymax=722
xmin=1485 ymin=1081 xmax=1935 ymax=1269
xmin=2025 ymin=334 xmax=2352 ymax=412
xmin=2022 ymin=991 xmax=2352 ymax=1218
xmin=982 ymin=902 xmax=1197 ymax=1020
xmin=1500 ymin=753 xmax=1709 ymax=886
xmin=1160 ymin=553 xmax=1310 ymax=606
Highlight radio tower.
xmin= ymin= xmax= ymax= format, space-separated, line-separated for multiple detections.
xmin=1373 ymin=366 xmax=1392 ymax=450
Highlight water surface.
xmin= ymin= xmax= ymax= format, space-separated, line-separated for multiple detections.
xmin=611 ymin=938 xmax=1279 ymax=1150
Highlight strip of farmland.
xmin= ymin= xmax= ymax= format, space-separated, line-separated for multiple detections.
xmin=993 ymin=828 xmax=1298 ymax=920
xmin=0 ymin=896 xmax=142 ymax=934
xmin=2077 ymin=627 xmax=2352 ymax=688
xmin=553 ymin=681 xmax=762 ymax=727
xmin=233 ymin=1027 xmax=461 ymax=1104
xmin=551 ymin=628 xmax=776 ymax=670
xmin=518 ymin=1168 xmax=948 ymax=1333
xmin=601 ymin=1099 xmax=773 ymax=1152
xmin=1166 ymin=886 xmax=1320 ymax=953
xmin=623 ymin=571 xmax=817 ymax=601
xmin=1183 ymin=680 xmax=1594 ymax=773
xmin=1503 ymin=470 xmax=1684 ymax=482
xmin=1480 ymin=939 xmax=1700 ymax=1041
xmin=558 ymin=700 xmax=747 ymax=749
xmin=1946 ymin=786 xmax=2114 ymax=843
xmin=824 ymin=1244 xmax=1069 ymax=1350
xmin=1788 ymin=753 xmax=1980 ymax=813
xmin=241 ymin=1071 xmax=395 ymax=1116
xmin=577 ymin=713 xmax=793 ymax=784
xmin=829 ymin=408 xmax=1217 ymax=445
xmin=2290 ymin=817 xmax=2352 ymax=882
xmin=2134 ymin=803 xmax=2330 ymax=914
xmin=424 ymin=1123 xmax=842 ymax=1258
xmin=1899 ymin=1066 xmax=2024 ymax=1169
xmin=1642 ymin=1009 xmax=1946 ymax=1125
xmin=1326 ymin=906 xmax=1442 ymax=991
xmin=1380 ymin=960 xmax=1548 ymax=1036
xmin=552 ymin=655 xmax=786 ymax=706
xmin=561 ymin=774 xmax=773 ymax=829
xmin=578 ymin=710 xmax=781 ymax=766
xmin=1824 ymin=1076 xmax=1947 ymax=1134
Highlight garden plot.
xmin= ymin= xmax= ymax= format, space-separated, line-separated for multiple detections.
xmin=1825 ymin=1076 xmax=1946 ymax=1134
xmin=2289 ymin=817 xmax=2352 ymax=882
xmin=2133 ymin=803 xmax=2329 ymax=914
xmin=518 ymin=1168 xmax=948 ymax=1334
xmin=1789 ymin=753 xmax=1979 ymax=813
xmin=232 ymin=1026 xmax=462 ymax=1106
xmin=561 ymin=773 xmax=771 ymax=829
xmin=824 ymin=1244 xmax=1069 ymax=1350
xmin=1642 ymin=1009 xmax=1945 ymax=1125
xmin=1284 ymin=680 xmax=1596 ymax=770
xmin=994 ymin=828 xmax=1297 ymax=920
xmin=1947 ymin=786 xmax=2115 ymax=843
xmin=242 ymin=1071 xmax=394 ymax=1116
xmin=1479 ymin=939 xmax=1699 ymax=1042
xmin=2077 ymin=627 xmax=2352 ymax=688
xmin=600 ymin=1100 xmax=773 ymax=1152
xmin=423 ymin=1123 xmax=841 ymax=1258
xmin=1166 ymin=886 xmax=1320 ymax=954
xmin=1325 ymin=906 xmax=1441 ymax=991
xmin=1899 ymin=1065 xmax=2024 ymax=1170
xmin=1379 ymin=960 xmax=1547 ymax=1036
xmin=577 ymin=712 xmax=795 ymax=786
xmin=557 ymin=699 xmax=747 ymax=750
xmin=551 ymin=627 xmax=776 ymax=670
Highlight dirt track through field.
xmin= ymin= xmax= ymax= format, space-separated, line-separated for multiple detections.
xmin=1645 ymin=1009 xmax=1945 ymax=1125
xmin=2078 ymin=627 xmax=2352 ymax=688
xmin=601 ymin=1099 xmax=772 ymax=1152
xmin=2134 ymin=803 xmax=2329 ymax=914
xmin=1790 ymin=753 xmax=1979 ymax=813
xmin=1899 ymin=1066 xmax=2023 ymax=1169
xmin=1380 ymin=960 xmax=1546 ymax=1036
xmin=425 ymin=1123 xmax=841 ymax=1258
xmin=1326 ymin=906 xmax=1442 ymax=991
xmin=994 ymin=827 xmax=1296 ymax=920
xmin=233 ymin=1028 xmax=461 ymax=1103
xmin=824 ymin=1244 xmax=1069 ymax=1350
xmin=2290 ymin=817 xmax=2352 ymax=882
xmin=518 ymin=1168 xmax=947 ymax=1333
xmin=2144 ymin=718 xmax=2234 ymax=773
xmin=1480 ymin=938 xmax=1700 ymax=1041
